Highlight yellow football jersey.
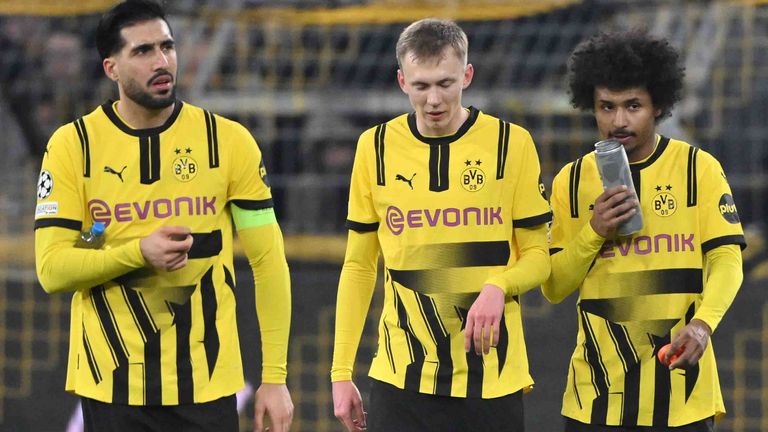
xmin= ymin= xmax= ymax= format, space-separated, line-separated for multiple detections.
xmin=346 ymin=107 xmax=551 ymax=398
xmin=549 ymin=136 xmax=746 ymax=426
xmin=34 ymin=101 xmax=273 ymax=405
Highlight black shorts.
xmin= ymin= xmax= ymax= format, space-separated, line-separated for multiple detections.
xmin=367 ymin=379 xmax=525 ymax=432
xmin=81 ymin=394 xmax=238 ymax=432
xmin=564 ymin=416 xmax=714 ymax=432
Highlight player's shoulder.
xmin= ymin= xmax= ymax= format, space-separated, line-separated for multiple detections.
xmin=47 ymin=105 xmax=105 ymax=152
xmin=357 ymin=113 xmax=409 ymax=142
xmin=181 ymin=101 xmax=251 ymax=136
xmin=475 ymin=110 xmax=532 ymax=138
xmin=555 ymin=152 xmax=595 ymax=179
xmin=665 ymin=136 xmax=721 ymax=168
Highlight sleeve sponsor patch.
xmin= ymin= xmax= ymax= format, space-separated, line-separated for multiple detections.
xmin=718 ymin=193 xmax=740 ymax=224
xmin=35 ymin=201 xmax=59 ymax=217
xmin=37 ymin=170 xmax=53 ymax=199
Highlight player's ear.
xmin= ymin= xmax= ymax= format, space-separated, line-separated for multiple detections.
xmin=103 ymin=57 xmax=118 ymax=82
xmin=462 ymin=63 xmax=474 ymax=89
xmin=397 ymin=69 xmax=407 ymax=93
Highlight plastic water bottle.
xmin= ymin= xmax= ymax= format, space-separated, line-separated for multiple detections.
xmin=594 ymin=139 xmax=643 ymax=236
xmin=75 ymin=222 xmax=106 ymax=249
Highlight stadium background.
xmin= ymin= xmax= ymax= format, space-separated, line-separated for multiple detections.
xmin=0 ymin=0 xmax=766 ymax=430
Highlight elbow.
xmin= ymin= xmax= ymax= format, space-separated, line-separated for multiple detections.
xmin=36 ymin=252 xmax=70 ymax=294
xmin=541 ymin=281 xmax=566 ymax=304
xmin=36 ymin=262 xmax=63 ymax=294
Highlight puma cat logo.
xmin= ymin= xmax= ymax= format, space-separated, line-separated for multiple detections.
xmin=104 ymin=165 xmax=127 ymax=182
xmin=395 ymin=173 xmax=416 ymax=190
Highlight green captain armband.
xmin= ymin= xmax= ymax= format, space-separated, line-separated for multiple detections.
xmin=232 ymin=204 xmax=277 ymax=230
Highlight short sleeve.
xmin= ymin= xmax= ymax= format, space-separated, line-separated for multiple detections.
xmin=345 ymin=128 xmax=379 ymax=232
xmin=510 ymin=129 xmax=552 ymax=228
xmin=225 ymin=119 xmax=273 ymax=209
xmin=34 ymin=124 xmax=85 ymax=231
xmin=696 ymin=151 xmax=746 ymax=253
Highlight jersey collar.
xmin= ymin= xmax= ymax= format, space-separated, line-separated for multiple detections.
xmin=630 ymin=135 xmax=670 ymax=171
xmin=407 ymin=106 xmax=480 ymax=146
xmin=101 ymin=99 xmax=184 ymax=137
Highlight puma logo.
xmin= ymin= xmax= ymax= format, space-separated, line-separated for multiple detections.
xmin=395 ymin=173 xmax=416 ymax=190
xmin=104 ymin=165 xmax=127 ymax=182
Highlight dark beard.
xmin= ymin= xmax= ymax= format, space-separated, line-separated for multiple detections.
xmin=123 ymin=78 xmax=176 ymax=110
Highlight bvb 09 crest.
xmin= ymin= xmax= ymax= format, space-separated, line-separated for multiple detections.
xmin=461 ymin=160 xmax=485 ymax=192
xmin=173 ymin=155 xmax=198 ymax=182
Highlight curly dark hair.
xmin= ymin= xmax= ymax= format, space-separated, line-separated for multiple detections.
xmin=567 ymin=30 xmax=685 ymax=121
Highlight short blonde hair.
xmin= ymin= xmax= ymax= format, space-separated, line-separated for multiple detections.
xmin=396 ymin=18 xmax=468 ymax=68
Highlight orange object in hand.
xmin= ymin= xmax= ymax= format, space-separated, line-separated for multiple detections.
xmin=657 ymin=344 xmax=682 ymax=366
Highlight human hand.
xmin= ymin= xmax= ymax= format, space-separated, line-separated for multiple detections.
xmin=332 ymin=380 xmax=367 ymax=431
xmin=666 ymin=319 xmax=712 ymax=370
xmin=139 ymin=226 xmax=193 ymax=271
xmin=464 ymin=284 xmax=505 ymax=355
xmin=254 ymin=383 xmax=293 ymax=432
xmin=589 ymin=185 xmax=638 ymax=238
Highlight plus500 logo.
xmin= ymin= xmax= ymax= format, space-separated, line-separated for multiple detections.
xmin=386 ymin=205 xmax=503 ymax=235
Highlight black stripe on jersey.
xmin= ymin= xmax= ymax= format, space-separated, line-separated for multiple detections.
xmin=702 ymin=234 xmax=747 ymax=253
xmin=34 ymin=217 xmax=82 ymax=231
xmin=171 ymin=300 xmax=194 ymax=404
xmin=495 ymin=313 xmax=509 ymax=376
xmin=345 ymin=220 xmax=379 ymax=232
xmin=396 ymin=241 xmax=510 ymax=270
xmin=223 ymin=265 xmax=236 ymax=293
xmin=120 ymin=286 xmax=162 ymax=404
xmin=375 ymin=123 xmax=386 ymax=186
xmin=393 ymin=283 xmax=425 ymax=393
xmin=571 ymin=361 xmax=583 ymax=409
xmin=102 ymin=100 xmax=183 ymax=137
xmin=605 ymin=321 xmax=640 ymax=425
xmin=74 ymin=118 xmax=91 ymax=177
xmin=496 ymin=120 xmax=510 ymax=179
xmin=651 ymin=334 xmax=672 ymax=426
xmin=139 ymin=135 xmax=161 ymax=184
xmin=200 ymin=267 xmax=220 ymax=378
xmin=687 ymin=146 xmax=699 ymax=207
xmin=513 ymin=212 xmax=552 ymax=228
xmin=569 ymin=158 xmax=583 ymax=218
xmin=188 ymin=230 xmax=223 ymax=259
xmin=231 ymin=198 xmax=274 ymax=210
xmin=120 ymin=286 xmax=156 ymax=342
xmin=631 ymin=170 xmax=641 ymax=203
xmin=550 ymin=247 xmax=563 ymax=255
xmin=82 ymin=326 xmax=102 ymax=384
xmin=683 ymin=303 xmax=700 ymax=402
xmin=382 ymin=320 xmax=396 ymax=374
xmin=92 ymin=287 xmax=130 ymax=404
xmin=429 ymin=144 xmax=450 ymax=192
xmin=456 ymin=307 xmax=484 ymax=398
xmin=204 ymin=110 xmax=220 ymax=168
xmin=579 ymin=309 xmax=610 ymax=424
xmin=413 ymin=293 xmax=452 ymax=395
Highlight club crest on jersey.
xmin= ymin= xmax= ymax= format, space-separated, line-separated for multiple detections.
xmin=718 ymin=193 xmax=740 ymax=224
xmin=652 ymin=184 xmax=676 ymax=217
xmin=173 ymin=148 xmax=198 ymax=182
xmin=461 ymin=159 xmax=485 ymax=192
xmin=37 ymin=170 xmax=53 ymax=199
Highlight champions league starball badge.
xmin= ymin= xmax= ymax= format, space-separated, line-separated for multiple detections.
xmin=37 ymin=170 xmax=53 ymax=199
